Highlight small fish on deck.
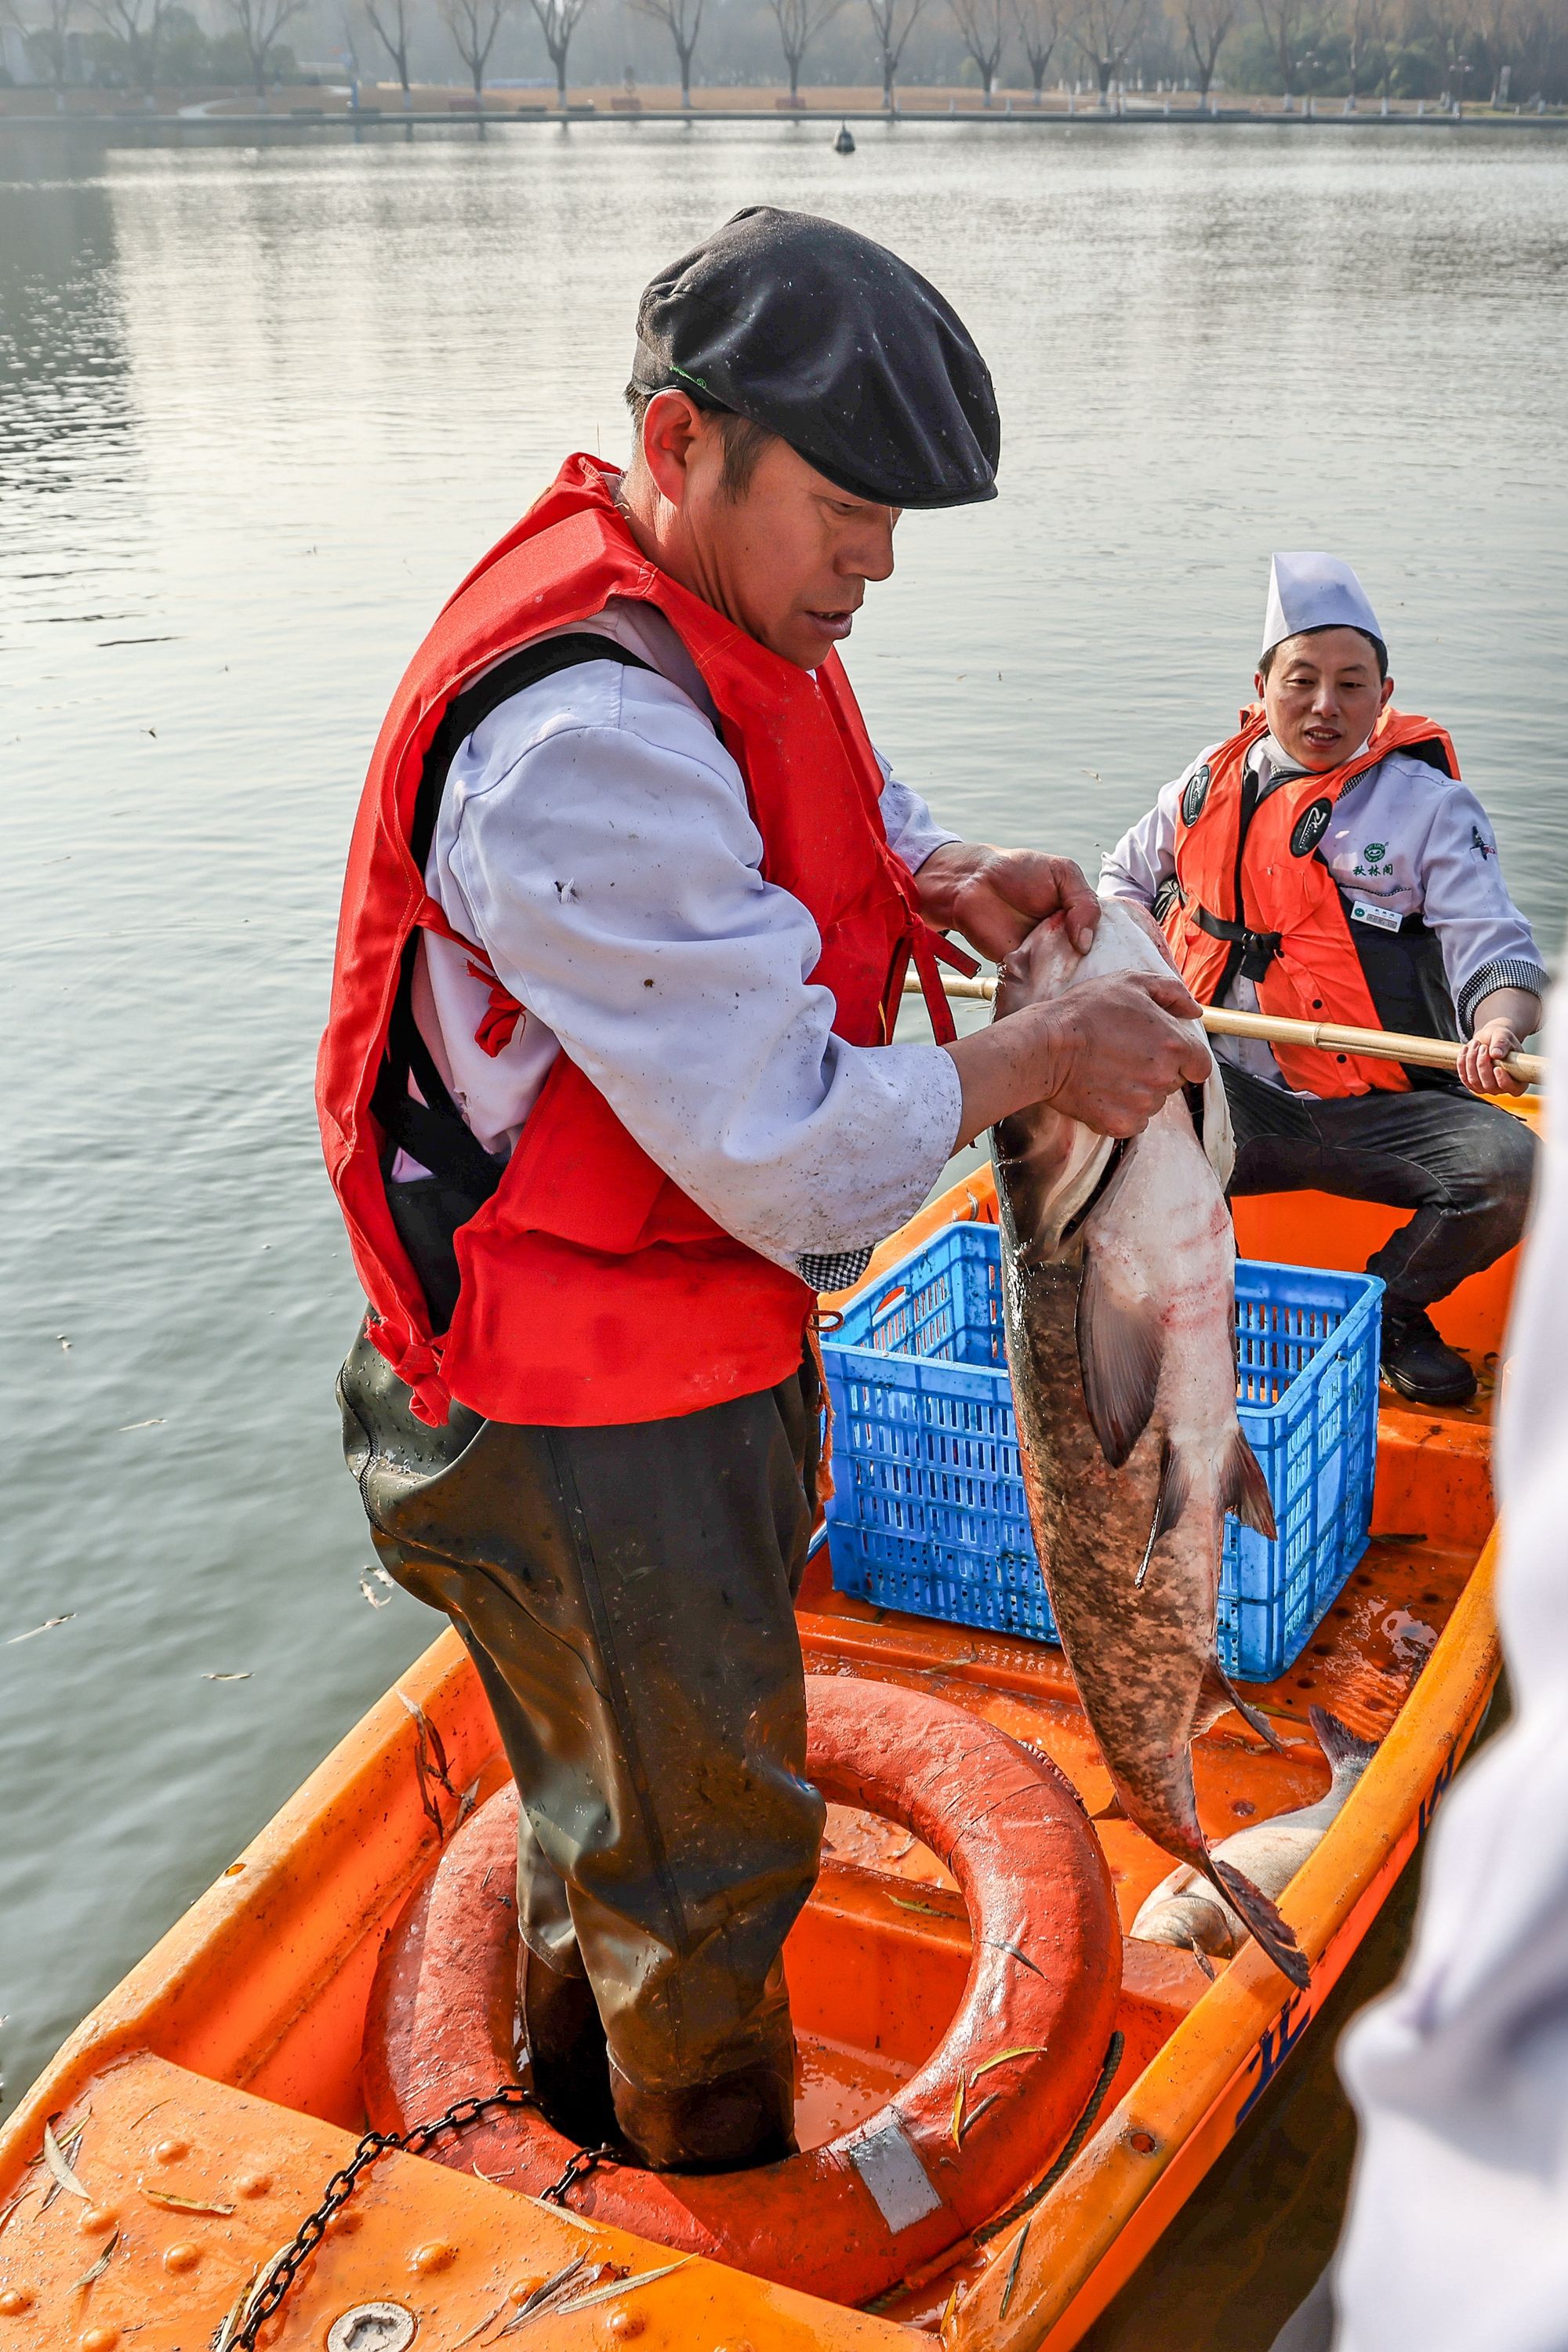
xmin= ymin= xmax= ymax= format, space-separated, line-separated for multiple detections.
xmin=1131 ymin=1706 xmax=1379 ymax=1962
xmin=990 ymin=898 xmax=1309 ymax=1991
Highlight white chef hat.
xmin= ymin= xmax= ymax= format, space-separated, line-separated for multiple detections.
xmin=1261 ymin=552 xmax=1385 ymax=660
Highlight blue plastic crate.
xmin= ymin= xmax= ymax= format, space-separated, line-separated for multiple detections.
xmin=819 ymin=1221 xmax=1383 ymax=1683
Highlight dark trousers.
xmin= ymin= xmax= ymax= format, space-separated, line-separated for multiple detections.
xmin=338 ymin=1323 xmax=823 ymax=2171
xmin=1221 ymin=1063 xmax=1537 ymax=1313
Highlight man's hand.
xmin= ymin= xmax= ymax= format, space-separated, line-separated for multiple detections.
xmin=1458 ymin=1020 xmax=1529 ymax=1098
xmin=916 ymin=842 xmax=1100 ymax=960
xmin=1457 ymin=988 xmax=1541 ymax=1099
xmin=946 ymin=970 xmax=1210 ymax=1148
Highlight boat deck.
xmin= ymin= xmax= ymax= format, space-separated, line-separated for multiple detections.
xmin=0 ymin=1151 xmax=1521 ymax=2350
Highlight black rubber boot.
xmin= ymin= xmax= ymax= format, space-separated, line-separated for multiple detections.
xmin=519 ymin=1941 xmax=622 ymax=2152
xmin=608 ymin=2043 xmax=798 ymax=2174
xmin=1381 ymin=1306 xmax=1477 ymax=1406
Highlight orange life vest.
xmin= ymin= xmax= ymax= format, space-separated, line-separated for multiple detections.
xmin=317 ymin=455 xmax=960 ymax=1430
xmin=1163 ymin=703 xmax=1460 ymax=1099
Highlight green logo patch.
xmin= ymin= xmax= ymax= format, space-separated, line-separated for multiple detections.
xmin=1362 ymin=842 xmax=1387 ymax=863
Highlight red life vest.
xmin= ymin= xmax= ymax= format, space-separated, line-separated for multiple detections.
xmin=1163 ymin=703 xmax=1459 ymax=1099
xmin=318 ymin=454 xmax=960 ymax=1430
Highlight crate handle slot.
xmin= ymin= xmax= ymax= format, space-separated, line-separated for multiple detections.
xmin=869 ymin=1285 xmax=909 ymax=1329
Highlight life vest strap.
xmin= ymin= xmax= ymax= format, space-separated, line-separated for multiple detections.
xmin=1193 ymin=903 xmax=1283 ymax=982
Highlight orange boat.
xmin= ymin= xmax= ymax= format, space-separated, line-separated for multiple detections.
xmin=0 ymin=1136 xmax=1525 ymax=2351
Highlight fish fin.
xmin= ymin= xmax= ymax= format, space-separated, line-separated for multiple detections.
xmin=1136 ymin=1442 xmax=1192 ymax=1588
xmin=1220 ymin=1427 xmax=1276 ymax=1539
xmin=1180 ymin=1939 xmax=1218 ymax=1982
xmin=1200 ymin=1657 xmax=1290 ymax=1755
xmin=1210 ymin=1860 xmax=1311 ymax=1991
xmin=1076 ymin=1255 xmax=1163 ymax=1469
xmin=1308 ymin=1705 xmax=1379 ymax=1779
xmin=1091 ymin=1791 xmax=1130 ymax=1823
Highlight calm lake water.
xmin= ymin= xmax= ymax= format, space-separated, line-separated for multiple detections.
xmin=2 ymin=122 xmax=1566 ymax=2120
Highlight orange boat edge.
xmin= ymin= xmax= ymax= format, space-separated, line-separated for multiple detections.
xmin=0 ymin=1113 xmax=1532 ymax=2352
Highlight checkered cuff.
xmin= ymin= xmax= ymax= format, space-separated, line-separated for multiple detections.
xmin=797 ymin=1246 xmax=876 ymax=1295
xmin=1457 ymin=958 xmax=1549 ymax=1034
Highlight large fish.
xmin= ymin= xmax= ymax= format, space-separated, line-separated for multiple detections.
xmin=990 ymin=898 xmax=1309 ymax=1991
xmin=1131 ymin=1706 xmax=1377 ymax=1968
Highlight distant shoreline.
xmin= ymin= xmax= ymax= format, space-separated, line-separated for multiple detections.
xmin=5 ymin=83 xmax=1566 ymax=133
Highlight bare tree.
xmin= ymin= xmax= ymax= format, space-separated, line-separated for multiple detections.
xmin=1254 ymin=0 xmax=1314 ymax=91
xmin=1071 ymin=0 xmax=1145 ymax=91
xmin=1341 ymin=0 xmax=1382 ymax=95
xmin=527 ymin=0 xmax=592 ymax=102
xmin=363 ymin=0 xmax=417 ymax=101
xmin=222 ymin=0 xmax=307 ymax=99
xmin=1181 ymin=0 xmax=1233 ymax=89
xmin=80 ymin=0 xmax=169 ymax=92
xmin=1479 ymin=0 xmax=1514 ymax=93
xmin=442 ymin=0 xmax=508 ymax=91
xmin=864 ymin=0 xmax=925 ymax=100
xmin=633 ymin=0 xmax=702 ymax=98
xmin=1011 ymin=0 xmax=1061 ymax=93
xmin=769 ymin=0 xmax=844 ymax=96
xmin=949 ymin=0 xmax=1007 ymax=96
xmin=5 ymin=0 xmax=78 ymax=96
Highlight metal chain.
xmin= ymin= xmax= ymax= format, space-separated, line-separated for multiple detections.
xmin=223 ymin=2085 xmax=618 ymax=2351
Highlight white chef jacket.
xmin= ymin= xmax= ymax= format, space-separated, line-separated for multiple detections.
xmin=1101 ymin=738 xmax=1546 ymax=1091
xmin=401 ymin=598 xmax=964 ymax=1290
xmin=1330 ymin=954 xmax=1566 ymax=2351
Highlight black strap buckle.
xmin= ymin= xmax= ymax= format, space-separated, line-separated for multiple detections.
xmin=1193 ymin=903 xmax=1282 ymax=982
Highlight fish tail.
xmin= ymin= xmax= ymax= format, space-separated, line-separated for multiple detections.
xmin=1209 ymin=1858 xmax=1311 ymax=1991
xmin=1308 ymin=1704 xmax=1379 ymax=1782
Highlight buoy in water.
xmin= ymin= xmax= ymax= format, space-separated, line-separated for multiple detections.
xmin=834 ymin=119 xmax=855 ymax=152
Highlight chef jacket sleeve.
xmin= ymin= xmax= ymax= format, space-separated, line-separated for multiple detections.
xmin=1099 ymin=768 xmax=1192 ymax=906
xmin=1412 ymin=780 xmax=1548 ymax=1035
xmin=440 ymin=662 xmax=963 ymax=1274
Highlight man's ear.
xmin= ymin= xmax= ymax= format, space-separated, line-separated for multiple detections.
xmin=639 ymin=390 xmax=712 ymax=511
xmin=1253 ymin=668 xmax=1268 ymax=701
xmin=1380 ymin=674 xmax=1395 ymax=710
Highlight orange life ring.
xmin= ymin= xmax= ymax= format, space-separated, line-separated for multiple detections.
xmin=364 ymin=1673 xmax=1120 ymax=2306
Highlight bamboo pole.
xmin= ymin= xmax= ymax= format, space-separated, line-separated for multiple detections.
xmin=902 ymin=972 xmax=1545 ymax=1085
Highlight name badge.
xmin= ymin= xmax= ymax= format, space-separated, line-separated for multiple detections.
xmin=1350 ymin=898 xmax=1402 ymax=935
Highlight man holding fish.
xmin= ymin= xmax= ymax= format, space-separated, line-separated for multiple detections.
xmin=321 ymin=209 xmax=1210 ymax=2175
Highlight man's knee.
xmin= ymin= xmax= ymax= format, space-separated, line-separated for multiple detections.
xmin=1461 ymin=1104 xmax=1538 ymax=1227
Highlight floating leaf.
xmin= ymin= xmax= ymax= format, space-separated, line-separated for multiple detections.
xmin=74 ymin=2229 xmax=118 ymax=2290
xmin=202 ymin=1671 xmax=252 ymax=1682
xmin=140 ymin=2183 xmax=235 ymax=2216
xmin=117 ymin=1418 xmax=165 ymax=1432
xmin=950 ymin=2078 xmax=965 ymax=2147
xmin=890 ymin=1894 xmax=947 ymax=1917
xmin=9 ymin=1615 xmax=75 ymax=1645
xmin=941 ymin=2281 xmax=963 ymax=2341
xmin=42 ymin=2116 xmax=91 ymax=2201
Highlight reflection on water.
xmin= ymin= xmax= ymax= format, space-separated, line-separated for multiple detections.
xmin=1 ymin=125 xmax=1565 ymax=2125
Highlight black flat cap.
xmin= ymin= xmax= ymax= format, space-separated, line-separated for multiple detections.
xmin=631 ymin=205 xmax=999 ymax=510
